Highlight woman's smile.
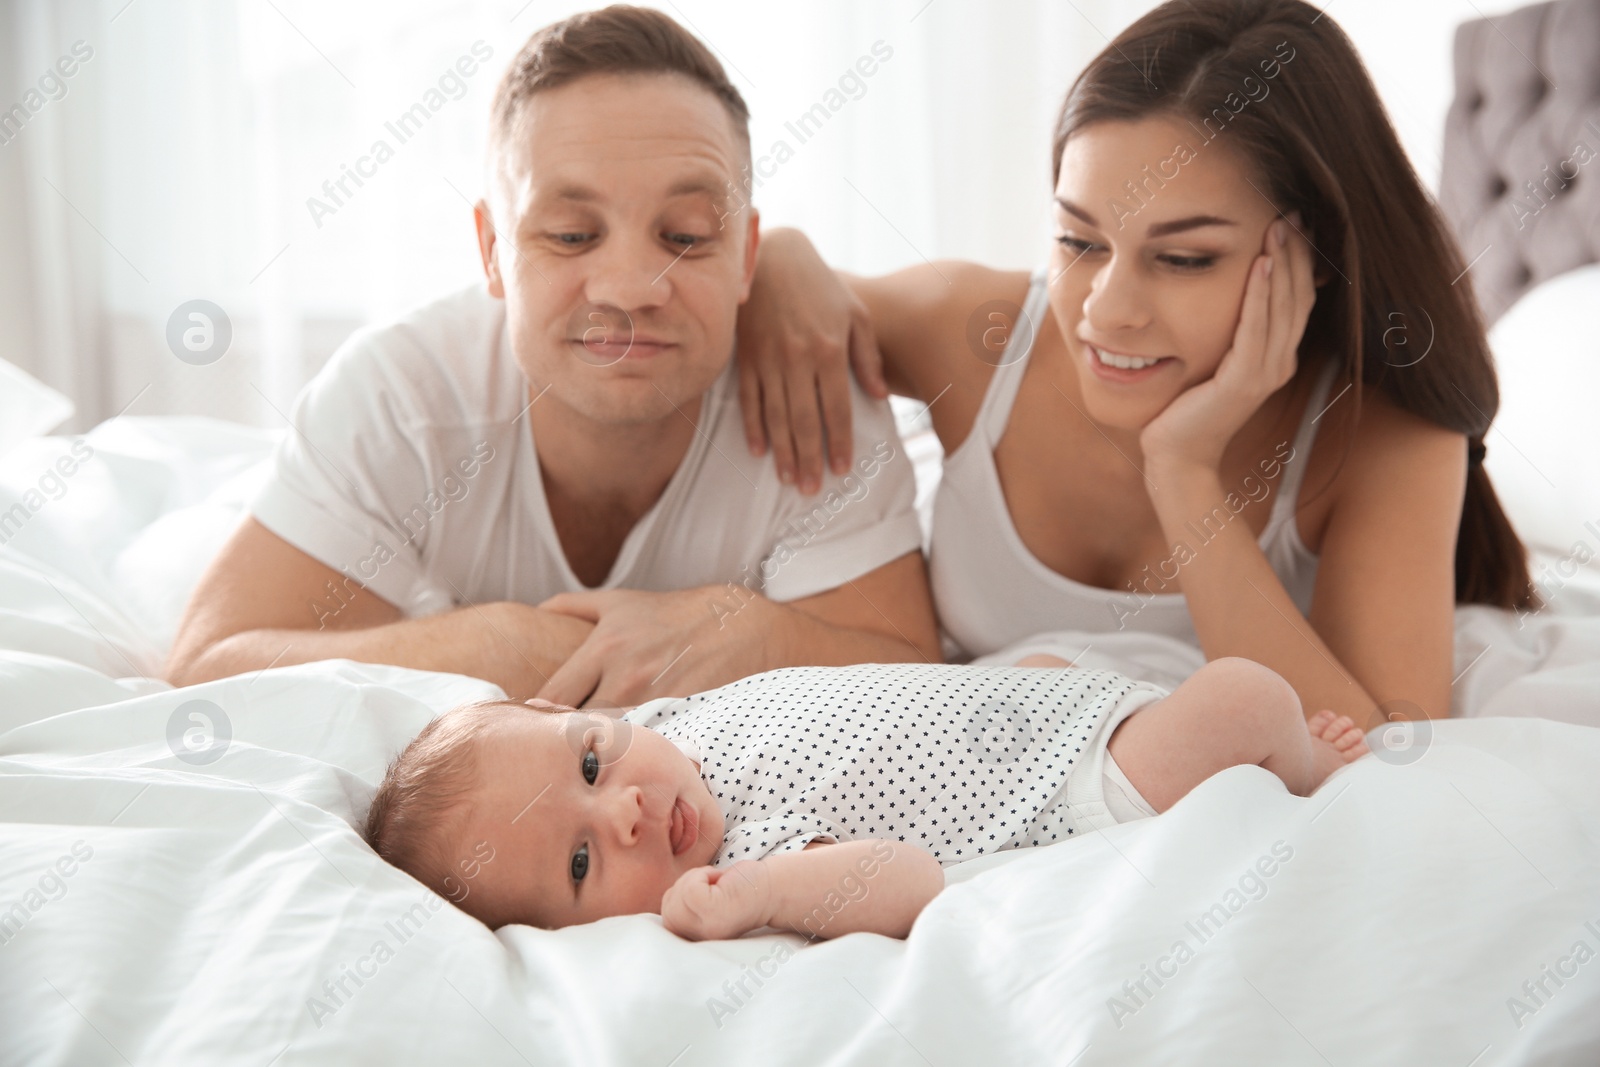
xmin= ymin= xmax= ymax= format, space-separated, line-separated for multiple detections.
xmin=1083 ymin=342 xmax=1177 ymax=383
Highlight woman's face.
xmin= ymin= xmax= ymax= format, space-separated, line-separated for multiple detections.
xmin=1048 ymin=114 xmax=1282 ymax=432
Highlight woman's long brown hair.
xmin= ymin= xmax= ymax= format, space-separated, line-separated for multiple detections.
xmin=1053 ymin=0 xmax=1534 ymax=610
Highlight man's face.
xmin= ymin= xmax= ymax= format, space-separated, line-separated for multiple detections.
xmin=458 ymin=709 xmax=724 ymax=930
xmin=478 ymin=72 xmax=758 ymax=426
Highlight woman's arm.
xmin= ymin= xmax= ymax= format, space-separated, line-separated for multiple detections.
xmin=1302 ymin=404 xmax=1464 ymax=721
xmin=736 ymin=229 xmax=888 ymax=493
xmin=1141 ymin=220 xmax=1458 ymax=727
xmin=1146 ymin=428 xmax=1460 ymax=727
xmin=736 ymin=227 xmax=1001 ymax=492
xmin=660 ymin=839 xmax=944 ymax=941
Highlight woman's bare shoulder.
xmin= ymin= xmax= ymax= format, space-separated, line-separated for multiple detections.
xmin=1311 ymin=381 xmax=1467 ymax=517
xmin=1340 ymin=383 xmax=1466 ymax=465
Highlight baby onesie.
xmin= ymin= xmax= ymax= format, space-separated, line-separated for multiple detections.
xmin=623 ymin=663 xmax=1164 ymax=868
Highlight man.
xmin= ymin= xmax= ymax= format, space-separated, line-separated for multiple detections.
xmin=165 ymin=6 xmax=938 ymax=707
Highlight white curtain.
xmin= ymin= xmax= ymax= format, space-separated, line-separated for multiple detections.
xmin=1 ymin=0 xmax=109 ymax=430
xmin=0 ymin=0 xmax=1523 ymax=432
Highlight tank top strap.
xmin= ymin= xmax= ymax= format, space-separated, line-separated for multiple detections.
xmin=972 ymin=267 xmax=1052 ymax=445
xmin=1267 ymin=360 xmax=1343 ymax=530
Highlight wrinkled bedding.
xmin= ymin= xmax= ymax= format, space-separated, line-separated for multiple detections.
xmin=2 ymin=418 xmax=1597 ymax=1066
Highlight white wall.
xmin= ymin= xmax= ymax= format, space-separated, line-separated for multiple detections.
xmin=762 ymin=0 xmax=1536 ymax=274
xmin=0 ymin=0 xmax=1533 ymax=427
xmin=1331 ymin=0 xmax=1530 ymax=191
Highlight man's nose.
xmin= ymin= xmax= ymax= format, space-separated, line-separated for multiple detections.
xmin=584 ymin=231 xmax=673 ymax=313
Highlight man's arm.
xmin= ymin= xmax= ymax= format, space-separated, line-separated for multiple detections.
xmin=775 ymin=549 xmax=941 ymax=664
xmin=164 ymin=517 xmax=593 ymax=699
xmin=661 ymin=839 xmax=945 ymax=941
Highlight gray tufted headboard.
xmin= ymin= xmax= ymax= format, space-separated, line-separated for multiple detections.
xmin=1439 ymin=0 xmax=1600 ymax=325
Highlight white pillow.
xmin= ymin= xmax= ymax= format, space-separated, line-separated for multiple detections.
xmin=1484 ymin=264 xmax=1600 ymax=556
xmin=0 ymin=359 xmax=73 ymax=459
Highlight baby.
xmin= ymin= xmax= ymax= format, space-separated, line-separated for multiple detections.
xmin=363 ymin=657 xmax=1365 ymax=941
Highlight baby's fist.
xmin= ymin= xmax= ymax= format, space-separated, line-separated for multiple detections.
xmin=661 ymin=862 xmax=772 ymax=941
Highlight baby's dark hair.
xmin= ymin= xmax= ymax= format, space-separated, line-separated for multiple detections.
xmin=363 ymin=701 xmax=528 ymax=910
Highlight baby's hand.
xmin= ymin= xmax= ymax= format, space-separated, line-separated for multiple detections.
xmin=661 ymin=861 xmax=773 ymax=941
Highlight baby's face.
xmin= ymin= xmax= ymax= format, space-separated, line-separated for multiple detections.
xmin=455 ymin=708 xmax=723 ymax=929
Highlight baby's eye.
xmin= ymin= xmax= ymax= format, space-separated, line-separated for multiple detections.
xmin=582 ymin=749 xmax=599 ymax=785
xmin=571 ymin=844 xmax=589 ymax=883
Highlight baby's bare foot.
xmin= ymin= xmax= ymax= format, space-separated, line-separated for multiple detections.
xmin=1308 ymin=710 xmax=1368 ymax=764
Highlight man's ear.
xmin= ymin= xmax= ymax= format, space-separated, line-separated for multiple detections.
xmin=475 ymin=199 xmax=505 ymax=299
xmin=738 ymin=206 xmax=761 ymax=303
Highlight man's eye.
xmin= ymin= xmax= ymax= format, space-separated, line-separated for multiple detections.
xmin=582 ymin=749 xmax=599 ymax=785
xmin=664 ymin=233 xmax=703 ymax=247
xmin=571 ymin=844 xmax=589 ymax=882
xmin=553 ymin=233 xmax=592 ymax=246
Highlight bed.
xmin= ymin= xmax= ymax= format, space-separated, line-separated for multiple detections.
xmin=4 ymin=3 xmax=1600 ymax=1064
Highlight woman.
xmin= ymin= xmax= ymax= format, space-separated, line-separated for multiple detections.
xmin=734 ymin=0 xmax=1533 ymax=728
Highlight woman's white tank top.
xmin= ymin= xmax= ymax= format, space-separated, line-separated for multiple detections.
xmin=929 ymin=268 xmax=1337 ymax=660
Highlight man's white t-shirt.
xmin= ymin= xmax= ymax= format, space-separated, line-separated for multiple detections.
xmin=250 ymin=283 xmax=923 ymax=621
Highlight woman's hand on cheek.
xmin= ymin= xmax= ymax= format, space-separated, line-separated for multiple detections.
xmin=1138 ymin=215 xmax=1316 ymax=479
xmin=661 ymin=861 xmax=774 ymax=941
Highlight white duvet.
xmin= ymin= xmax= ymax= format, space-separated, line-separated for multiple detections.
xmin=2 ymin=418 xmax=1599 ymax=1066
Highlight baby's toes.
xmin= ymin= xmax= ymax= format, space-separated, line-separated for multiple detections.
xmin=1331 ymin=722 xmax=1369 ymax=762
xmin=1310 ymin=710 xmax=1353 ymax=743
xmin=1324 ymin=714 xmax=1358 ymax=743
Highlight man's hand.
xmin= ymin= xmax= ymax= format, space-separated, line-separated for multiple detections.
xmin=536 ymin=554 xmax=938 ymax=707
xmin=661 ymin=861 xmax=774 ymax=941
xmin=536 ymin=586 xmax=779 ymax=707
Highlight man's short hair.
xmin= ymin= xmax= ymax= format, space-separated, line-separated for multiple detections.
xmin=489 ymin=4 xmax=752 ymax=164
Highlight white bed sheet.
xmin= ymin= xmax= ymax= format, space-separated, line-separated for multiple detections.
xmin=2 ymin=418 xmax=1599 ymax=1066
